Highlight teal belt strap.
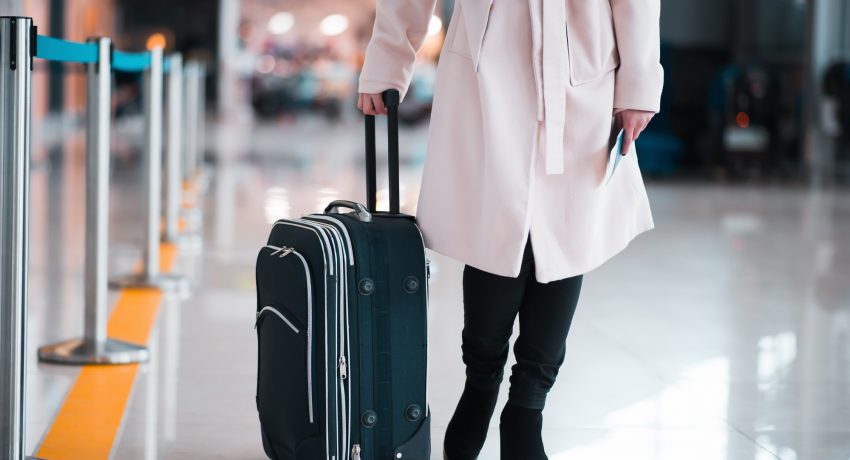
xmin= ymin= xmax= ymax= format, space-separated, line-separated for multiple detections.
xmin=35 ymin=35 xmax=97 ymax=63
xmin=113 ymin=50 xmax=151 ymax=72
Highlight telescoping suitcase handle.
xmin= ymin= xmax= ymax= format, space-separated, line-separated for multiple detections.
xmin=325 ymin=90 xmax=400 ymax=221
xmin=366 ymin=89 xmax=401 ymax=214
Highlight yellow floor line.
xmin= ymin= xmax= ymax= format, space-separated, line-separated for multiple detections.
xmin=35 ymin=243 xmax=179 ymax=460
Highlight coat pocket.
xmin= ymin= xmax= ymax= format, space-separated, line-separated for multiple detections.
xmin=448 ymin=0 xmax=493 ymax=71
xmin=566 ymin=0 xmax=620 ymax=86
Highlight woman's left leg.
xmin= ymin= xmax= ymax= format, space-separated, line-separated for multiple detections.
xmin=509 ymin=272 xmax=583 ymax=409
xmin=500 ymin=270 xmax=583 ymax=459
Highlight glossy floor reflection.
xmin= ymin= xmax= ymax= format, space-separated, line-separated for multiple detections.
xmin=26 ymin=114 xmax=850 ymax=460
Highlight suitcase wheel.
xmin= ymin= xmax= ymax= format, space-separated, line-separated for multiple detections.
xmin=358 ymin=278 xmax=375 ymax=295
xmin=361 ymin=410 xmax=378 ymax=427
xmin=405 ymin=404 xmax=423 ymax=421
xmin=403 ymin=276 xmax=420 ymax=294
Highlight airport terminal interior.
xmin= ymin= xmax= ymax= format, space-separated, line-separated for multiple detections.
xmin=2 ymin=0 xmax=850 ymax=459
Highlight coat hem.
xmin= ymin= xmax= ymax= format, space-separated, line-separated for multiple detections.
xmin=422 ymin=221 xmax=655 ymax=284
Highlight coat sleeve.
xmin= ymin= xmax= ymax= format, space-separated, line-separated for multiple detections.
xmin=610 ymin=0 xmax=664 ymax=113
xmin=358 ymin=0 xmax=437 ymax=100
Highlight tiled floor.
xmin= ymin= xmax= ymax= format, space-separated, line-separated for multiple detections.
xmin=24 ymin=112 xmax=850 ymax=459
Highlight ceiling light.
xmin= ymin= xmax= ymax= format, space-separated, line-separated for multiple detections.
xmin=268 ymin=12 xmax=295 ymax=35
xmin=319 ymin=14 xmax=349 ymax=36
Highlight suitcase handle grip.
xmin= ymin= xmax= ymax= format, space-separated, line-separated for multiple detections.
xmin=365 ymin=89 xmax=401 ymax=214
xmin=325 ymin=200 xmax=373 ymax=223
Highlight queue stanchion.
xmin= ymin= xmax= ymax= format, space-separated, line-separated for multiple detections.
xmin=0 ymin=16 xmax=33 ymax=460
xmin=163 ymin=53 xmax=183 ymax=244
xmin=180 ymin=61 xmax=204 ymax=233
xmin=195 ymin=63 xmax=209 ymax=195
xmin=37 ymin=38 xmax=149 ymax=365
xmin=110 ymin=46 xmax=188 ymax=292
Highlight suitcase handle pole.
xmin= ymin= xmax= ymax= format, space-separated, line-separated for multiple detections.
xmin=365 ymin=89 xmax=401 ymax=214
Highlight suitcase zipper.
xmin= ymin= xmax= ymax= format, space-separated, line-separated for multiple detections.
xmin=255 ymin=306 xmax=300 ymax=334
xmin=270 ymin=245 xmax=294 ymax=258
xmin=316 ymin=221 xmax=351 ymax=460
xmin=338 ymin=356 xmax=348 ymax=380
xmin=351 ymin=444 xmax=361 ymax=460
xmin=296 ymin=219 xmax=349 ymax=459
xmin=263 ymin=245 xmax=314 ymax=424
xmin=271 ymin=221 xmax=333 ymax=455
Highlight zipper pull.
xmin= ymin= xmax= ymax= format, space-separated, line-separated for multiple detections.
xmin=351 ymin=444 xmax=361 ymax=460
xmin=338 ymin=356 xmax=348 ymax=380
xmin=271 ymin=246 xmax=294 ymax=258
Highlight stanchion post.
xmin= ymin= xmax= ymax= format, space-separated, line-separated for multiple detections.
xmin=144 ymin=46 xmax=164 ymax=280
xmin=0 ymin=15 xmax=33 ymax=460
xmin=183 ymin=61 xmax=199 ymax=189
xmin=38 ymin=38 xmax=149 ymax=365
xmin=179 ymin=61 xmax=204 ymax=237
xmin=110 ymin=46 xmax=188 ymax=291
xmin=163 ymin=53 xmax=182 ymax=243
xmin=195 ymin=64 xmax=207 ymax=190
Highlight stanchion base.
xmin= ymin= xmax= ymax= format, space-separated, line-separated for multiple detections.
xmin=109 ymin=272 xmax=191 ymax=295
xmin=38 ymin=338 xmax=149 ymax=365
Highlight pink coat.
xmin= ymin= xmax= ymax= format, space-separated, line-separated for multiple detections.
xmin=359 ymin=0 xmax=664 ymax=283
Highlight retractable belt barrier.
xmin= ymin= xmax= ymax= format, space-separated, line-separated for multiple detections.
xmin=1 ymin=16 xmax=206 ymax=459
xmin=36 ymin=35 xmax=174 ymax=72
xmin=36 ymin=34 xmax=98 ymax=63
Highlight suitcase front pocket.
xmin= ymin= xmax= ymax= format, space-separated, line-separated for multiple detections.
xmin=256 ymin=246 xmax=317 ymax=455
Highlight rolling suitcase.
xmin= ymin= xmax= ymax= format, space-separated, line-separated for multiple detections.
xmin=255 ymin=90 xmax=431 ymax=460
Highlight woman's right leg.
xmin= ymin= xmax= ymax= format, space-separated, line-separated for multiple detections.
xmin=444 ymin=243 xmax=533 ymax=459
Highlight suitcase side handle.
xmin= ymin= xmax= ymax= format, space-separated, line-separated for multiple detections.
xmin=365 ymin=89 xmax=401 ymax=214
xmin=325 ymin=200 xmax=373 ymax=222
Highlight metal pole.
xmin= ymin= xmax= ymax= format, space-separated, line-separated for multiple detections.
xmin=111 ymin=47 xmax=187 ymax=291
xmin=196 ymin=64 xmax=207 ymax=190
xmin=0 ymin=16 xmax=32 ymax=460
xmin=38 ymin=38 xmax=149 ymax=365
xmin=163 ymin=53 xmax=182 ymax=243
xmin=144 ymin=47 xmax=164 ymax=280
xmin=183 ymin=62 xmax=199 ymax=187
xmin=179 ymin=62 xmax=204 ymax=236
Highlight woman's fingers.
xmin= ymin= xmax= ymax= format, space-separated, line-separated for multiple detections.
xmin=370 ymin=94 xmax=388 ymax=115
xmin=622 ymin=127 xmax=635 ymax=156
xmin=622 ymin=115 xmax=639 ymax=155
xmin=357 ymin=93 xmax=389 ymax=116
xmin=616 ymin=111 xmax=655 ymax=155
xmin=362 ymin=94 xmax=376 ymax=115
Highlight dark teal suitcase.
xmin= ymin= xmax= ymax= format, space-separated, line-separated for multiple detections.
xmin=255 ymin=90 xmax=431 ymax=460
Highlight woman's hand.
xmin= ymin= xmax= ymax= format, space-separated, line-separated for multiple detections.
xmin=357 ymin=93 xmax=388 ymax=116
xmin=614 ymin=109 xmax=655 ymax=155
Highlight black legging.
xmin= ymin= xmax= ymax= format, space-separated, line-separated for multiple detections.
xmin=461 ymin=237 xmax=583 ymax=410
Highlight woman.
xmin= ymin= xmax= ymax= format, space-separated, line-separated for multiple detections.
xmin=357 ymin=0 xmax=663 ymax=458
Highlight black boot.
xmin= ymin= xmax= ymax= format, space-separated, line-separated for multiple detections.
xmin=443 ymin=382 xmax=500 ymax=460
xmin=499 ymin=402 xmax=547 ymax=460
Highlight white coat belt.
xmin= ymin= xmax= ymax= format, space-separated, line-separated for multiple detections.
xmin=528 ymin=0 xmax=568 ymax=175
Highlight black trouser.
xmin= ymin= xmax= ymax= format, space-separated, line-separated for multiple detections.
xmin=461 ymin=237 xmax=583 ymax=410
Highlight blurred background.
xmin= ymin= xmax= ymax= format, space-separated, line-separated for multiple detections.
xmin=3 ymin=0 xmax=850 ymax=459
xmin=10 ymin=0 xmax=850 ymax=183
